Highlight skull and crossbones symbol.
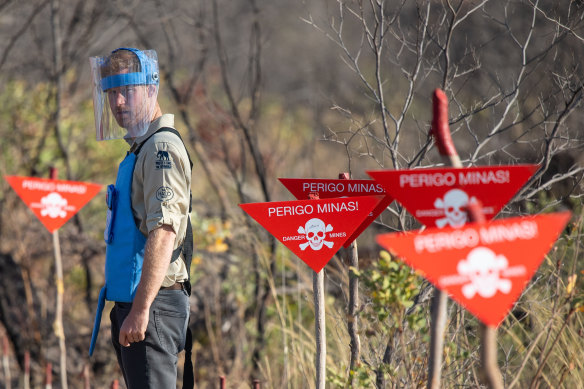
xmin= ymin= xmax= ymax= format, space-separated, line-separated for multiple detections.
xmin=457 ymin=247 xmax=512 ymax=299
xmin=298 ymin=218 xmax=333 ymax=251
xmin=434 ymin=189 xmax=477 ymax=228
xmin=40 ymin=192 xmax=68 ymax=218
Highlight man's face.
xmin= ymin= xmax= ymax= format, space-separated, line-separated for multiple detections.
xmin=106 ymin=83 xmax=152 ymax=136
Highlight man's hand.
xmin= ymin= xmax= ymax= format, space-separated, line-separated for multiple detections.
xmin=119 ymin=225 xmax=176 ymax=347
xmin=119 ymin=308 xmax=150 ymax=347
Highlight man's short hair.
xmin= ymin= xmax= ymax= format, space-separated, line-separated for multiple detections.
xmin=100 ymin=49 xmax=141 ymax=78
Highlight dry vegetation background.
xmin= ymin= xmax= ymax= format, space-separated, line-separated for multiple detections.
xmin=1 ymin=0 xmax=584 ymax=388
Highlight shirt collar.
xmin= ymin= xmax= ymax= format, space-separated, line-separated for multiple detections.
xmin=127 ymin=114 xmax=175 ymax=151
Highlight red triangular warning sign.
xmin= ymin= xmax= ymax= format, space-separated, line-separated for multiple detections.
xmin=279 ymin=178 xmax=393 ymax=247
xmin=5 ymin=176 xmax=102 ymax=233
xmin=368 ymin=165 xmax=538 ymax=228
xmin=376 ymin=212 xmax=570 ymax=327
xmin=240 ymin=196 xmax=381 ymax=272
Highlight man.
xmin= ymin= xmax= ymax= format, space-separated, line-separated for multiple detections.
xmin=89 ymin=47 xmax=194 ymax=389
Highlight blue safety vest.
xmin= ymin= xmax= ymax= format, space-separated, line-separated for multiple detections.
xmin=89 ymin=150 xmax=145 ymax=355
xmin=104 ymin=152 xmax=146 ymax=302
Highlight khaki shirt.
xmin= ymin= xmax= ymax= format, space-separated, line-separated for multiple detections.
xmin=126 ymin=114 xmax=191 ymax=287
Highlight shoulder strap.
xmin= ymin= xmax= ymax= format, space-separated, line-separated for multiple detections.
xmin=134 ymin=127 xmax=193 ymax=170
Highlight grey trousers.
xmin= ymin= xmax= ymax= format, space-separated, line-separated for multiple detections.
xmin=111 ymin=289 xmax=189 ymax=389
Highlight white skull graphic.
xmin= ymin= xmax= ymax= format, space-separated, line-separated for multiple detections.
xmin=298 ymin=218 xmax=333 ymax=251
xmin=434 ymin=189 xmax=477 ymax=228
xmin=40 ymin=192 xmax=68 ymax=218
xmin=457 ymin=247 xmax=512 ymax=299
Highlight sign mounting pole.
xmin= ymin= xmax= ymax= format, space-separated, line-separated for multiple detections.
xmin=427 ymin=89 xmax=459 ymax=389
xmin=49 ymin=167 xmax=68 ymax=389
xmin=308 ymin=192 xmax=326 ymax=389
xmin=466 ymin=201 xmax=504 ymax=389
xmin=338 ymin=172 xmax=361 ymax=383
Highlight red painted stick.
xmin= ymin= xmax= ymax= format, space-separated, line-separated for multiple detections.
xmin=466 ymin=201 xmax=486 ymax=224
xmin=49 ymin=167 xmax=58 ymax=180
xmin=431 ymin=89 xmax=460 ymax=165
xmin=24 ymin=351 xmax=30 ymax=389
xmin=45 ymin=363 xmax=52 ymax=389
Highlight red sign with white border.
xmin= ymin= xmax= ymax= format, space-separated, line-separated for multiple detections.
xmin=279 ymin=178 xmax=393 ymax=247
xmin=376 ymin=211 xmax=570 ymax=326
xmin=368 ymin=165 xmax=538 ymax=228
xmin=5 ymin=176 xmax=102 ymax=233
xmin=240 ymin=196 xmax=382 ymax=272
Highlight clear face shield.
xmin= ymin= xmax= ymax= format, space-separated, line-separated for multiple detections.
xmin=89 ymin=48 xmax=159 ymax=141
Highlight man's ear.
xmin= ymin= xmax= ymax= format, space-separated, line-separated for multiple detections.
xmin=148 ymin=85 xmax=157 ymax=97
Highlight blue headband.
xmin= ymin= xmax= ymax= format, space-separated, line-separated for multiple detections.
xmin=100 ymin=48 xmax=159 ymax=91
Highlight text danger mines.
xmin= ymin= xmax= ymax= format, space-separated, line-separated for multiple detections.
xmin=268 ymin=200 xmax=359 ymax=217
